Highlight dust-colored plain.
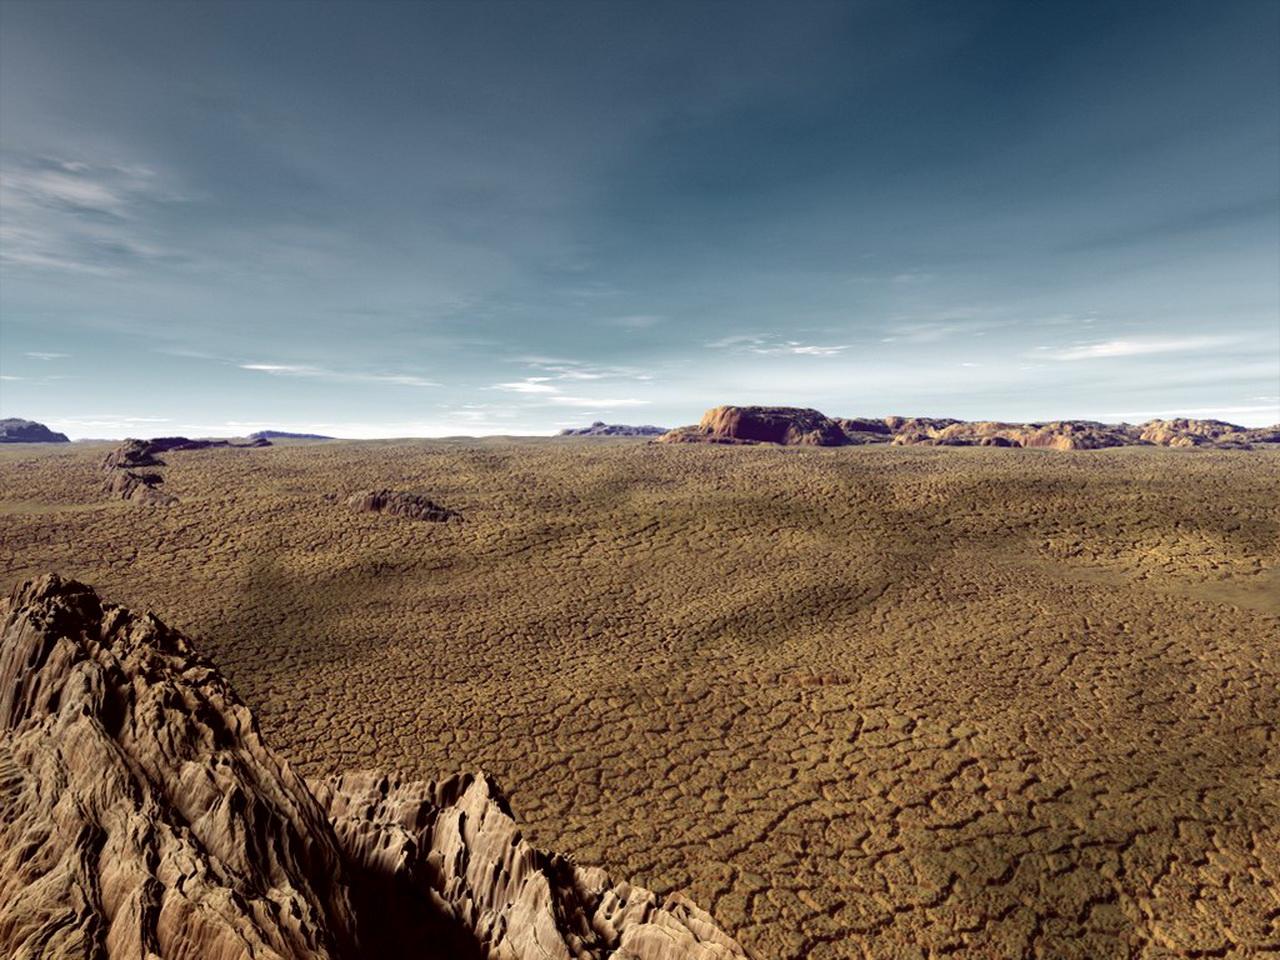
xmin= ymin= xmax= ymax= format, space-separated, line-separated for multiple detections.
xmin=2 ymin=438 xmax=1277 ymax=959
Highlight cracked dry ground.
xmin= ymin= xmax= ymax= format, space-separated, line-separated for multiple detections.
xmin=1 ymin=440 xmax=1277 ymax=958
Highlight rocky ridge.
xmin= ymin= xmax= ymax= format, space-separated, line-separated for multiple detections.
xmin=659 ymin=406 xmax=1280 ymax=450
xmin=100 ymin=435 xmax=272 ymax=505
xmin=0 ymin=574 xmax=745 ymax=960
xmin=559 ymin=422 xmax=669 ymax=437
xmin=0 ymin=418 xmax=69 ymax=443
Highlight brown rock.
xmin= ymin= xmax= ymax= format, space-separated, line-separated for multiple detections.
xmin=347 ymin=490 xmax=461 ymax=522
xmin=103 ymin=469 xmax=177 ymax=506
xmin=0 ymin=575 xmax=746 ymax=960
xmin=659 ymin=406 xmax=850 ymax=446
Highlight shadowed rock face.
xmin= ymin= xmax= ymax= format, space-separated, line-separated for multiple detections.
xmin=0 ymin=574 xmax=744 ymax=960
xmin=103 ymin=469 xmax=177 ymax=506
xmin=0 ymin=418 xmax=69 ymax=443
xmin=660 ymin=407 xmax=1280 ymax=450
xmin=99 ymin=436 xmax=272 ymax=506
xmin=347 ymin=489 xmax=461 ymax=523
xmin=660 ymin=406 xmax=850 ymax=446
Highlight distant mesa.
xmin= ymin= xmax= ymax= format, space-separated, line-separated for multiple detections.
xmin=250 ymin=430 xmax=336 ymax=440
xmin=659 ymin=406 xmax=851 ymax=446
xmin=347 ymin=489 xmax=461 ymax=522
xmin=0 ymin=573 xmax=745 ymax=960
xmin=659 ymin=406 xmax=1280 ymax=450
xmin=0 ymin=418 xmax=69 ymax=443
xmin=559 ymin=421 xmax=668 ymax=437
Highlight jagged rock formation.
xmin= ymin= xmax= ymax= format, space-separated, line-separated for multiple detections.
xmin=559 ymin=422 xmax=669 ymax=437
xmin=659 ymin=407 xmax=849 ymax=446
xmin=659 ymin=407 xmax=1280 ymax=450
xmin=103 ymin=469 xmax=177 ymax=506
xmin=250 ymin=430 xmax=336 ymax=441
xmin=0 ymin=418 xmax=69 ymax=443
xmin=347 ymin=490 xmax=461 ymax=523
xmin=0 ymin=575 xmax=745 ymax=960
xmin=100 ymin=436 xmax=272 ymax=506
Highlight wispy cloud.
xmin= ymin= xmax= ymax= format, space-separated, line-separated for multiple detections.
xmin=0 ymin=155 xmax=188 ymax=275
xmin=494 ymin=378 xmax=559 ymax=394
xmin=707 ymin=334 xmax=849 ymax=356
xmin=239 ymin=363 xmax=439 ymax=387
xmin=490 ymin=358 xmax=652 ymax=408
xmin=1043 ymin=336 xmax=1242 ymax=361
xmin=545 ymin=395 xmax=650 ymax=408
xmin=1096 ymin=403 xmax=1279 ymax=422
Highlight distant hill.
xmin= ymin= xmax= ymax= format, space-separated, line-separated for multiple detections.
xmin=559 ymin=421 xmax=668 ymax=437
xmin=249 ymin=430 xmax=335 ymax=441
xmin=659 ymin=406 xmax=1280 ymax=450
xmin=0 ymin=418 xmax=69 ymax=443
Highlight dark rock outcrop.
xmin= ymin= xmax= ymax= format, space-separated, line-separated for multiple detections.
xmin=559 ymin=422 xmax=668 ymax=437
xmin=0 ymin=574 xmax=746 ymax=960
xmin=0 ymin=418 xmax=69 ymax=443
xmin=99 ymin=436 xmax=272 ymax=506
xmin=347 ymin=490 xmax=461 ymax=523
xmin=103 ymin=469 xmax=177 ymax=506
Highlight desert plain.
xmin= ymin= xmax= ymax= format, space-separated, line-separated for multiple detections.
xmin=1 ymin=437 xmax=1277 ymax=959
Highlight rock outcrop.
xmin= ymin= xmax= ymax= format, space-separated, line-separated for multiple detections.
xmin=659 ymin=406 xmax=850 ymax=446
xmin=100 ymin=436 xmax=272 ymax=506
xmin=0 ymin=574 xmax=745 ymax=960
xmin=559 ymin=422 xmax=668 ymax=437
xmin=0 ymin=418 xmax=69 ymax=443
xmin=103 ymin=469 xmax=178 ymax=506
xmin=347 ymin=490 xmax=461 ymax=523
xmin=659 ymin=407 xmax=1280 ymax=451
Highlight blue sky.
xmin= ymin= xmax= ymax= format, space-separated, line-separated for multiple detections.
xmin=1 ymin=0 xmax=1277 ymax=438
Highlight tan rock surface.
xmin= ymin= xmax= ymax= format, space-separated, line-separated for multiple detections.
xmin=0 ymin=574 xmax=743 ymax=960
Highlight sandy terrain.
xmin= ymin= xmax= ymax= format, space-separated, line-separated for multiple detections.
xmin=1 ymin=438 xmax=1276 ymax=958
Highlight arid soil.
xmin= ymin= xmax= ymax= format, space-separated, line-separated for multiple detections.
xmin=1 ymin=574 xmax=742 ymax=960
xmin=1 ymin=438 xmax=1277 ymax=958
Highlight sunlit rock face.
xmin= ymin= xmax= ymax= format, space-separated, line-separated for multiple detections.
xmin=0 ymin=574 xmax=746 ymax=960
xmin=660 ymin=406 xmax=1280 ymax=450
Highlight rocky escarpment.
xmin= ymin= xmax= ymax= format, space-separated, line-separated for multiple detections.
xmin=347 ymin=489 xmax=462 ymax=523
xmin=0 ymin=417 xmax=69 ymax=443
xmin=101 ymin=435 xmax=272 ymax=504
xmin=0 ymin=574 xmax=745 ymax=960
xmin=659 ymin=406 xmax=1280 ymax=450
xmin=559 ymin=422 xmax=669 ymax=437
xmin=660 ymin=406 xmax=849 ymax=446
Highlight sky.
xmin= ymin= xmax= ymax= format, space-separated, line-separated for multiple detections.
xmin=1 ymin=0 xmax=1277 ymax=438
